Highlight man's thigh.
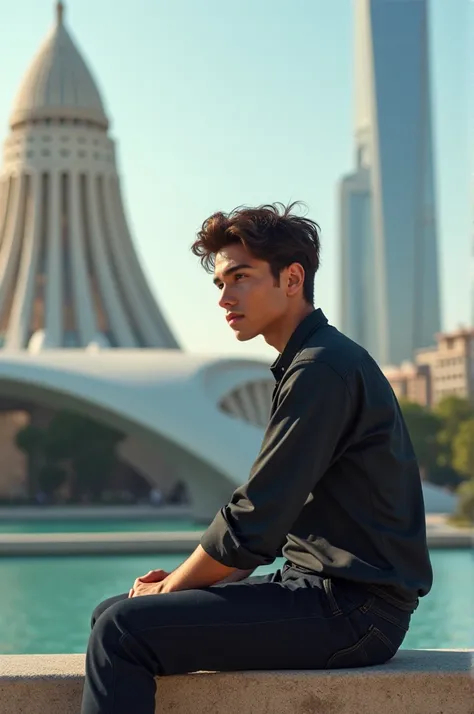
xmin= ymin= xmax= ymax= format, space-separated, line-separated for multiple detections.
xmin=92 ymin=573 xmax=347 ymax=674
xmin=91 ymin=571 xmax=279 ymax=622
xmin=90 ymin=572 xmax=275 ymax=628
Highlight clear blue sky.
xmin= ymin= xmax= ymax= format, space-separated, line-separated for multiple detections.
xmin=0 ymin=0 xmax=471 ymax=361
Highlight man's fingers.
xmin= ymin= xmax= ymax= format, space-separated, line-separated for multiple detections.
xmin=132 ymin=572 xmax=164 ymax=591
xmin=137 ymin=569 xmax=168 ymax=583
xmin=131 ymin=569 xmax=169 ymax=596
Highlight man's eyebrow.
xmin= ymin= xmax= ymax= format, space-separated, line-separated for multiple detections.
xmin=213 ymin=263 xmax=253 ymax=285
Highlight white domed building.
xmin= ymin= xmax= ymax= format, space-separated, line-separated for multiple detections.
xmin=0 ymin=1 xmax=176 ymax=350
xmin=0 ymin=3 xmax=274 ymax=519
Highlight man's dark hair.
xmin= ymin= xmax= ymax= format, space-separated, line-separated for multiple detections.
xmin=191 ymin=202 xmax=321 ymax=304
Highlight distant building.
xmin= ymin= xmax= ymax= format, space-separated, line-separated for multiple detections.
xmin=339 ymin=0 xmax=441 ymax=365
xmin=417 ymin=328 xmax=474 ymax=406
xmin=382 ymin=361 xmax=431 ymax=407
xmin=383 ymin=327 xmax=474 ymax=408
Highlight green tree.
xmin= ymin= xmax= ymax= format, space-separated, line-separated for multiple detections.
xmin=14 ymin=423 xmax=45 ymax=500
xmin=399 ymin=400 xmax=441 ymax=476
xmin=452 ymin=419 xmax=474 ymax=479
xmin=453 ymin=479 xmax=474 ymax=525
xmin=434 ymin=396 xmax=474 ymax=467
xmin=72 ymin=443 xmax=118 ymax=501
xmin=43 ymin=410 xmax=124 ymax=502
xmin=38 ymin=463 xmax=67 ymax=498
xmin=428 ymin=464 xmax=464 ymax=490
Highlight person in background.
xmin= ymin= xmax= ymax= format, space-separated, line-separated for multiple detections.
xmin=149 ymin=487 xmax=163 ymax=507
xmin=81 ymin=202 xmax=432 ymax=714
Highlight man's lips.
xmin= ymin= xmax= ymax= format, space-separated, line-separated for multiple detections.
xmin=226 ymin=313 xmax=244 ymax=326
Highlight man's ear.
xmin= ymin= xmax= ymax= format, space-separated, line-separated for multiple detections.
xmin=286 ymin=263 xmax=305 ymax=296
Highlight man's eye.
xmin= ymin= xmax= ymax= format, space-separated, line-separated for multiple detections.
xmin=234 ymin=273 xmax=246 ymax=281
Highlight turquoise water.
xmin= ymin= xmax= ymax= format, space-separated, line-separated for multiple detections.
xmin=0 ymin=550 xmax=472 ymax=654
xmin=0 ymin=519 xmax=198 ymax=534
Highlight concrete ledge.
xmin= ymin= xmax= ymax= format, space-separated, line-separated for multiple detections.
xmin=0 ymin=505 xmax=193 ymax=521
xmin=0 ymin=530 xmax=203 ymax=556
xmin=1 ymin=526 xmax=472 ymax=556
xmin=0 ymin=650 xmax=472 ymax=714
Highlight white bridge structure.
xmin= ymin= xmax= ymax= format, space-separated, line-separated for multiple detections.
xmin=0 ymin=351 xmax=273 ymax=520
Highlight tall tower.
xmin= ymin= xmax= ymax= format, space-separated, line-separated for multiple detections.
xmin=339 ymin=0 xmax=441 ymax=366
xmin=0 ymin=2 xmax=178 ymax=350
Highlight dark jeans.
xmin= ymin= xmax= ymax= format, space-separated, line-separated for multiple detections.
xmin=80 ymin=566 xmax=413 ymax=714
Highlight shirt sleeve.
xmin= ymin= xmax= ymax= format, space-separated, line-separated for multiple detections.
xmin=200 ymin=360 xmax=353 ymax=570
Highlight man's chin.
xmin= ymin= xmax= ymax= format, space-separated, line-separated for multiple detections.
xmin=233 ymin=328 xmax=256 ymax=342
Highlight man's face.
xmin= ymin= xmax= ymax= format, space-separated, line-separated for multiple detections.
xmin=213 ymin=243 xmax=289 ymax=342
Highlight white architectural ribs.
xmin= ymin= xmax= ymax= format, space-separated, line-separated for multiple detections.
xmin=0 ymin=3 xmax=178 ymax=351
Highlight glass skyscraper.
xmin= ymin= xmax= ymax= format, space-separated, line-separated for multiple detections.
xmin=339 ymin=0 xmax=441 ymax=366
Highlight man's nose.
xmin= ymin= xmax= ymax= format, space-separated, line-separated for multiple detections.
xmin=218 ymin=286 xmax=237 ymax=309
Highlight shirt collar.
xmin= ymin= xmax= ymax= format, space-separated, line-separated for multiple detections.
xmin=270 ymin=308 xmax=328 ymax=381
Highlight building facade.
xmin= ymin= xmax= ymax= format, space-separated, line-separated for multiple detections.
xmin=382 ymin=361 xmax=431 ymax=408
xmin=383 ymin=327 xmax=474 ymax=409
xmin=339 ymin=0 xmax=441 ymax=366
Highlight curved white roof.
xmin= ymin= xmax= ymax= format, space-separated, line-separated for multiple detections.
xmin=0 ymin=351 xmax=455 ymax=519
xmin=9 ymin=2 xmax=108 ymax=129
xmin=0 ymin=351 xmax=271 ymax=487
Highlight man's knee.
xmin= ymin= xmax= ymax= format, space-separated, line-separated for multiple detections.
xmin=88 ymin=598 xmax=146 ymax=662
xmin=89 ymin=600 xmax=124 ymax=648
xmin=91 ymin=593 xmax=128 ymax=630
xmin=88 ymin=599 xmax=159 ymax=674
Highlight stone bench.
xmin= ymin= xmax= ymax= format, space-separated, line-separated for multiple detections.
xmin=0 ymin=650 xmax=472 ymax=713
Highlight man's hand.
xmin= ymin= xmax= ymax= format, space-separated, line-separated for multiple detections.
xmin=128 ymin=568 xmax=169 ymax=598
xmin=130 ymin=580 xmax=167 ymax=598
xmin=128 ymin=546 xmax=243 ymax=598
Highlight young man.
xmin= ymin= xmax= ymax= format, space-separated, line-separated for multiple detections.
xmin=81 ymin=203 xmax=432 ymax=714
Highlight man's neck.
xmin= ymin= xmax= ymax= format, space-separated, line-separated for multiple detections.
xmin=263 ymin=304 xmax=315 ymax=354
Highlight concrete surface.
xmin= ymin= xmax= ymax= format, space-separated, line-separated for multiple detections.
xmin=0 ymin=525 xmax=472 ymax=556
xmin=425 ymin=514 xmax=474 ymax=547
xmin=0 ymin=505 xmax=193 ymax=521
xmin=0 ymin=530 xmax=203 ymax=556
xmin=0 ymin=650 xmax=472 ymax=714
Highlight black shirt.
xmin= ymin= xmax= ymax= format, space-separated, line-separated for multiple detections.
xmin=201 ymin=309 xmax=433 ymax=604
